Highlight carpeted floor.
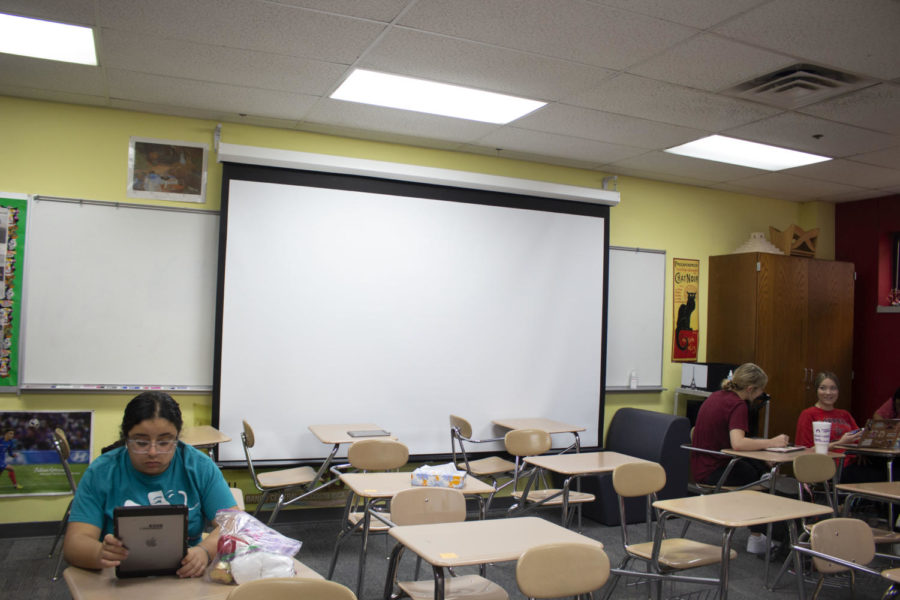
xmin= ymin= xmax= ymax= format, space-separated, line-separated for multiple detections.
xmin=4 ymin=506 xmax=896 ymax=600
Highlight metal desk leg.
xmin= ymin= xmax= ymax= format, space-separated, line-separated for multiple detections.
xmin=383 ymin=543 xmax=404 ymax=600
xmin=789 ymin=520 xmax=807 ymax=600
xmin=355 ymin=499 xmax=376 ymax=599
xmin=433 ymin=565 xmax=446 ymax=600
xmin=719 ymin=527 xmax=736 ymax=600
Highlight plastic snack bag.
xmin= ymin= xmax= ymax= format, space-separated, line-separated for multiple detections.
xmin=207 ymin=508 xmax=302 ymax=585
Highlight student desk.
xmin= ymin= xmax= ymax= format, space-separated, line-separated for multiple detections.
xmin=328 ymin=472 xmax=494 ymax=598
xmin=491 ymin=417 xmax=585 ymax=452
xmin=180 ymin=426 xmax=231 ymax=456
xmin=383 ymin=516 xmax=603 ymax=600
xmin=520 ymin=451 xmax=653 ymax=526
xmin=63 ymin=559 xmax=322 ymax=600
xmin=268 ymin=423 xmax=396 ymax=513
xmin=653 ymin=490 xmax=833 ymax=600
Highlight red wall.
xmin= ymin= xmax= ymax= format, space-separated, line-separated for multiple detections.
xmin=835 ymin=194 xmax=900 ymax=422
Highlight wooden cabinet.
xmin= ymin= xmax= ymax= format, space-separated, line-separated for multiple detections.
xmin=707 ymin=253 xmax=854 ymax=439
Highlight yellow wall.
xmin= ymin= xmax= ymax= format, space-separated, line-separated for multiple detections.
xmin=0 ymin=96 xmax=833 ymax=523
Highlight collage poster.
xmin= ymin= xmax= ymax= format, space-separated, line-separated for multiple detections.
xmin=672 ymin=257 xmax=700 ymax=362
xmin=0 ymin=197 xmax=26 ymax=388
xmin=0 ymin=410 xmax=93 ymax=497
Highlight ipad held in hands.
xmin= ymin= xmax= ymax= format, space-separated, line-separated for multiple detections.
xmin=113 ymin=505 xmax=188 ymax=578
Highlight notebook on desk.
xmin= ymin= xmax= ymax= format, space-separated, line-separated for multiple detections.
xmin=114 ymin=505 xmax=188 ymax=578
xmin=765 ymin=445 xmax=806 ymax=453
xmin=858 ymin=418 xmax=900 ymax=449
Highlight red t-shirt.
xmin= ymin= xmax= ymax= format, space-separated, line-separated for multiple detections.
xmin=875 ymin=398 xmax=898 ymax=419
xmin=691 ymin=389 xmax=748 ymax=483
xmin=795 ymin=405 xmax=858 ymax=454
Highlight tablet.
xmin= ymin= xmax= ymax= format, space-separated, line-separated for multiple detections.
xmin=114 ymin=505 xmax=188 ymax=578
xmin=347 ymin=429 xmax=391 ymax=437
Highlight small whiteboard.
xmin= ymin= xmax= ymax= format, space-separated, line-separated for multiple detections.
xmin=20 ymin=197 xmax=218 ymax=390
xmin=606 ymin=246 xmax=665 ymax=388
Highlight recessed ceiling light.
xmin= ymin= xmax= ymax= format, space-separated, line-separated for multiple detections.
xmin=331 ymin=69 xmax=546 ymax=124
xmin=0 ymin=13 xmax=97 ymax=65
xmin=664 ymin=134 xmax=831 ymax=170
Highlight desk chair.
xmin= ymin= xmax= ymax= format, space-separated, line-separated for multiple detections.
xmin=602 ymin=461 xmax=735 ymax=600
xmin=682 ymin=428 xmax=764 ymax=496
xmin=48 ymin=428 xmax=78 ymax=581
xmin=505 ymin=428 xmax=594 ymax=527
xmin=516 ymin=542 xmax=610 ymax=600
xmin=226 ymin=576 xmax=356 ymax=600
xmin=450 ymin=415 xmax=515 ymax=512
xmin=386 ymin=487 xmax=508 ymax=600
xmin=789 ymin=517 xmax=880 ymax=600
xmin=328 ymin=438 xmax=409 ymax=581
xmin=770 ymin=452 xmax=837 ymax=589
xmin=241 ymin=420 xmax=317 ymax=525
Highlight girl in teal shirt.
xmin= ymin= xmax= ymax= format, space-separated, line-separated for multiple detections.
xmin=64 ymin=392 xmax=237 ymax=577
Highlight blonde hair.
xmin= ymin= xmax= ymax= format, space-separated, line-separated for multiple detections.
xmin=721 ymin=362 xmax=768 ymax=392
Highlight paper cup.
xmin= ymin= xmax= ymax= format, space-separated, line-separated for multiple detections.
xmin=812 ymin=421 xmax=831 ymax=454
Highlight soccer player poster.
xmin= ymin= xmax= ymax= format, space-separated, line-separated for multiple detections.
xmin=0 ymin=410 xmax=92 ymax=496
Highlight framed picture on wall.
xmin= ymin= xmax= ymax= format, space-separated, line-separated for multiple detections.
xmin=0 ymin=410 xmax=93 ymax=497
xmin=127 ymin=137 xmax=208 ymax=203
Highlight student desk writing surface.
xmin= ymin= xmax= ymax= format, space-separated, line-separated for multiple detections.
xmin=63 ymin=559 xmax=321 ymax=600
xmin=491 ymin=417 xmax=585 ymax=452
xmin=383 ymin=516 xmax=603 ymax=600
xmin=180 ymin=426 xmax=231 ymax=449
xmin=653 ymin=490 xmax=833 ymax=600
xmin=521 ymin=451 xmax=653 ymax=525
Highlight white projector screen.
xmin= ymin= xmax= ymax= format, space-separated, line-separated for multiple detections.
xmin=215 ymin=165 xmax=609 ymax=463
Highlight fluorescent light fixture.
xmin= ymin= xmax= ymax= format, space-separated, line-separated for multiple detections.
xmin=664 ymin=134 xmax=831 ymax=170
xmin=331 ymin=69 xmax=545 ymax=124
xmin=0 ymin=13 xmax=97 ymax=65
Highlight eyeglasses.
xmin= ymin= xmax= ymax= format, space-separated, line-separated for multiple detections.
xmin=127 ymin=438 xmax=177 ymax=454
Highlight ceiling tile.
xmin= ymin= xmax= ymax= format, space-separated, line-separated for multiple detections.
xmin=610 ymin=150 xmax=766 ymax=182
xmin=565 ymin=73 xmax=781 ymax=130
xmin=515 ymin=103 xmax=705 ymax=149
xmin=713 ymin=0 xmax=900 ymax=80
xmin=274 ymin=0 xmax=410 ymax=21
xmin=627 ymin=33 xmax=796 ymax=92
xmin=0 ymin=55 xmax=106 ymax=96
xmin=360 ymin=29 xmax=614 ymax=101
xmin=726 ymin=112 xmax=900 ymax=157
xmin=799 ymin=83 xmax=900 ymax=136
xmin=785 ymin=159 xmax=900 ymax=190
xmin=595 ymin=0 xmax=769 ymax=29
xmin=302 ymin=98 xmax=496 ymax=143
xmin=397 ymin=0 xmax=697 ymax=70
xmin=98 ymin=0 xmax=385 ymax=63
xmin=725 ymin=171 xmax=865 ymax=200
xmin=101 ymin=28 xmax=346 ymax=96
xmin=850 ymin=145 xmax=900 ymax=170
xmin=475 ymin=127 xmax=647 ymax=165
xmin=0 ymin=0 xmax=96 ymax=25
xmin=107 ymin=69 xmax=319 ymax=120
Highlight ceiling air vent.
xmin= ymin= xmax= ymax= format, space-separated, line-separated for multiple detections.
xmin=725 ymin=63 xmax=875 ymax=109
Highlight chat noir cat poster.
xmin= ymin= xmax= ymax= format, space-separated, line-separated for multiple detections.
xmin=672 ymin=258 xmax=699 ymax=361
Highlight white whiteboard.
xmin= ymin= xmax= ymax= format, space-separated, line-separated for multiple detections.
xmin=605 ymin=246 xmax=665 ymax=388
xmin=20 ymin=197 xmax=219 ymax=389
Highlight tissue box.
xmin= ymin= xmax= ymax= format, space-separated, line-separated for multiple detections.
xmin=410 ymin=464 xmax=467 ymax=489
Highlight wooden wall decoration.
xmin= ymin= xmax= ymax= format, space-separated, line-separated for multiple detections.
xmin=769 ymin=225 xmax=818 ymax=258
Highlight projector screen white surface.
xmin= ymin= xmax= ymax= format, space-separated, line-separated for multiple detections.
xmin=216 ymin=168 xmax=608 ymax=462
